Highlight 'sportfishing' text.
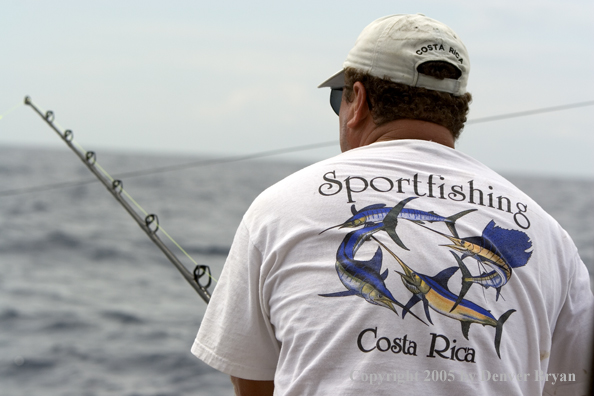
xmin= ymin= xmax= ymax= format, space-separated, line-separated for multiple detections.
xmin=318 ymin=171 xmax=531 ymax=229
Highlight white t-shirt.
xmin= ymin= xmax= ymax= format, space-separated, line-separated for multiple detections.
xmin=192 ymin=140 xmax=593 ymax=396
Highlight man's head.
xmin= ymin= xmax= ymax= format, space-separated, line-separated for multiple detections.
xmin=319 ymin=14 xmax=472 ymax=146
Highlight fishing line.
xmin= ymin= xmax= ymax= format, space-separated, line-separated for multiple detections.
xmin=0 ymin=102 xmax=24 ymax=120
xmin=0 ymin=142 xmax=337 ymax=197
xmin=0 ymin=177 xmax=98 ymax=197
xmin=2 ymin=99 xmax=593 ymax=199
xmin=24 ymin=96 xmax=214 ymax=304
xmin=466 ymin=100 xmax=594 ymax=124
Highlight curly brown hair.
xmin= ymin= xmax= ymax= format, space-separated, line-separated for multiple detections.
xmin=343 ymin=63 xmax=472 ymax=139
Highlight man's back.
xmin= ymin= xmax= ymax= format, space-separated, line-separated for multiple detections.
xmin=194 ymin=140 xmax=593 ymax=395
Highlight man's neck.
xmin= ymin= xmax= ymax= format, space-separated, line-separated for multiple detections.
xmin=359 ymin=119 xmax=455 ymax=149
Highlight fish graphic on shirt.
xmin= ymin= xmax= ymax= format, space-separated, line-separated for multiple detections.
xmin=320 ymin=197 xmax=476 ymax=250
xmin=416 ymin=220 xmax=532 ymax=310
xmin=319 ymin=223 xmax=427 ymax=325
xmin=375 ymin=237 xmax=515 ymax=359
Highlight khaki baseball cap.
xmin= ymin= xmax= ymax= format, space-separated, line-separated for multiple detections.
xmin=318 ymin=14 xmax=470 ymax=96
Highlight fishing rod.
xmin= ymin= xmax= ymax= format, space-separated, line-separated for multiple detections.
xmin=24 ymin=96 xmax=212 ymax=304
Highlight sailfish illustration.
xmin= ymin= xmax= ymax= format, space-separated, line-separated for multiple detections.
xmin=319 ymin=223 xmax=427 ymax=325
xmin=416 ymin=220 xmax=532 ymax=310
xmin=374 ymin=237 xmax=515 ymax=359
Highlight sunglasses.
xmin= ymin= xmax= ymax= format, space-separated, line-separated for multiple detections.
xmin=330 ymin=87 xmax=372 ymax=116
xmin=330 ymin=88 xmax=343 ymax=115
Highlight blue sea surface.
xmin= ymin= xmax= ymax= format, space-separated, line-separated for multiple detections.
xmin=1 ymin=146 xmax=592 ymax=396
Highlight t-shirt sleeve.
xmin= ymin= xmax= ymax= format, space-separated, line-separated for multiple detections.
xmin=543 ymin=253 xmax=594 ymax=396
xmin=191 ymin=220 xmax=280 ymax=380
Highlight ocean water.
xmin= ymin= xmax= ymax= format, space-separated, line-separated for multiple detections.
xmin=1 ymin=146 xmax=592 ymax=396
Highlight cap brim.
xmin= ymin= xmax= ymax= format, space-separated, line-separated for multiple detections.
xmin=317 ymin=69 xmax=345 ymax=88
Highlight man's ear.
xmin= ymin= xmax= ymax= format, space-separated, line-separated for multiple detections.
xmin=346 ymin=81 xmax=371 ymax=129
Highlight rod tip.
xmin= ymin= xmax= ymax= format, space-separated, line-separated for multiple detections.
xmin=24 ymin=96 xmax=31 ymax=104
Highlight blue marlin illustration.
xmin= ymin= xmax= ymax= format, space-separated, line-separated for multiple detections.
xmin=416 ymin=220 xmax=532 ymax=309
xmin=375 ymin=238 xmax=515 ymax=359
xmin=321 ymin=198 xmax=476 ymax=247
xmin=319 ymin=223 xmax=427 ymax=325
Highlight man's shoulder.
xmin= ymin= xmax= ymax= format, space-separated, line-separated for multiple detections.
xmin=248 ymin=140 xmax=499 ymax=210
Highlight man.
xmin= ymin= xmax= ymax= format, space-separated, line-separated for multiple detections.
xmin=192 ymin=14 xmax=593 ymax=395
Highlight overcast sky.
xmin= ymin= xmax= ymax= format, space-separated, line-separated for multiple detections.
xmin=1 ymin=0 xmax=593 ymax=178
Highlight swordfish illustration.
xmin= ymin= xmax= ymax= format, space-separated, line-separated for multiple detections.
xmin=416 ymin=220 xmax=533 ymax=310
xmin=374 ymin=239 xmax=515 ymax=358
xmin=320 ymin=197 xmax=476 ymax=250
xmin=319 ymin=223 xmax=427 ymax=325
